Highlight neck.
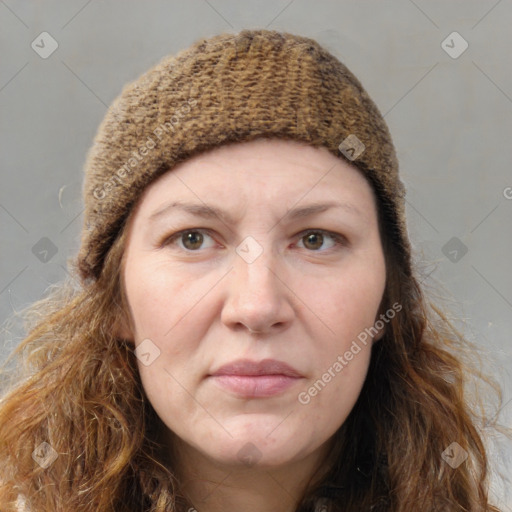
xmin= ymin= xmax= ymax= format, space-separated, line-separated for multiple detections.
xmin=171 ymin=438 xmax=333 ymax=512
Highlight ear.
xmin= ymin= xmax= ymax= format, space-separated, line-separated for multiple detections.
xmin=111 ymin=288 xmax=135 ymax=341
xmin=372 ymin=323 xmax=386 ymax=343
xmin=113 ymin=309 xmax=134 ymax=341
xmin=372 ymin=310 xmax=387 ymax=343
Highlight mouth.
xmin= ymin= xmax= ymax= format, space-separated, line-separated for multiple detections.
xmin=208 ymin=358 xmax=304 ymax=398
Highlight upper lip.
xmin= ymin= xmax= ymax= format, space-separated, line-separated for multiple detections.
xmin=210 ymin=358 xmax=303 ymax=378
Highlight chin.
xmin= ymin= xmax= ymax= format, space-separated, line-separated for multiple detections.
xmin=202 ymin=429 xmax=312 ymax=470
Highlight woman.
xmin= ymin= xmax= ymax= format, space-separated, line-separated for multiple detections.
xmin=0 ymin=28 xmax=510 ymax=511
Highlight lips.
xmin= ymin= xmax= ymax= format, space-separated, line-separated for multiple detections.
xmin=210 ymin=358 xmax=303 ymax=378
xmin=208 ymin=358 xmax=303 ymax=398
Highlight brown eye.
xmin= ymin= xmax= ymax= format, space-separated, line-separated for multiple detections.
xmin=163 ymin=229 xmax=215 ymax=251
xmin=181 ymin=231 xmax=204 ymax=250
xmin=162 ymin=228 xmax=345 ymax=253
xmin=302 ymin=232 xmax=324 ymax=250
xmin=298 ymin=230 xmax=343 ymax=252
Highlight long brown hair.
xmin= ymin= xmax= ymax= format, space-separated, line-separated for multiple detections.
xmin=0 ymin=172 xmax=510 ymax=511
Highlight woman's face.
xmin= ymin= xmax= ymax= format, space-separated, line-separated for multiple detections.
xmin=120 ymin=137 xmax=386 ymax=471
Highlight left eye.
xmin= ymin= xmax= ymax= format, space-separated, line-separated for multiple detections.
xmin=296 ymin=230 xmax=345 ymax=251
xmin=162 ymin=229 xmax=345 ymax=252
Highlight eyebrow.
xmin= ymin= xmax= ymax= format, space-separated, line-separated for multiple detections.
xmin=148 ymin=200 xmax=364 ymax=225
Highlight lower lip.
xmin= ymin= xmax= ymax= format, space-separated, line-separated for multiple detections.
xmin=210 ymin=375 xmax=301 ymax=398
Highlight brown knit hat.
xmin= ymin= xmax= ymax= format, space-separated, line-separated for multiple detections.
xmin=75 ymin=28 xmax=410 ymax=283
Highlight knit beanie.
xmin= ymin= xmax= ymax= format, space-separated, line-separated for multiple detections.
xmin=75 ymin=28 xmax=410 ymax=283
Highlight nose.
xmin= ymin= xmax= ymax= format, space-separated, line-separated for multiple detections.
xmin=220 ymin=244 xmax=295 ymax=336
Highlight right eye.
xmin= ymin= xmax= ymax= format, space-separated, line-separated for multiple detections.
xmin=161 ymin=229 xmax=217 ymax=252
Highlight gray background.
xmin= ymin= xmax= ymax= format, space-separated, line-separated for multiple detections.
xmin=1 ymin=0 xmax=511 ymax=507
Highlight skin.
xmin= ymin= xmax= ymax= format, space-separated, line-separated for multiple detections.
xmin=118 ymin=137 xmax=387 ymax=512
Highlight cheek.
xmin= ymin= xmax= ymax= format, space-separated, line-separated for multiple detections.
xmin=125 ymin=258 xmax=208 ymax=339
xmin=293 ymin=330 xmax=372 ymax=449
xmin=125 ymin=259 xmax=215 ymax=397
xmin=298 ymin=260 xmax=385 ymax=346
xmin=292 ymin=258 xmax=385 ymax=410
xmin=128 ymin=262 xmax=208 ymax=422
xmin=291 ymin=257 xmax=384 ymax=419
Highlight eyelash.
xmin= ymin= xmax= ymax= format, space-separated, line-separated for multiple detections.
xmin=160 ymin=228 xmax=347 ymax=254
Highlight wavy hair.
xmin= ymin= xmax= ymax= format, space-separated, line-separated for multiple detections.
xmin=0 ymin=171 xmax=510 ymax=511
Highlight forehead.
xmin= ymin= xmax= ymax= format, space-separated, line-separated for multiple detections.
xmin=127 ymin=137 xmax=379 ymax=231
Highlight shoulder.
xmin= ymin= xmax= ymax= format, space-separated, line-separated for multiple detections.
xmin=16 ymin=495 xmax=29 ymax=511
